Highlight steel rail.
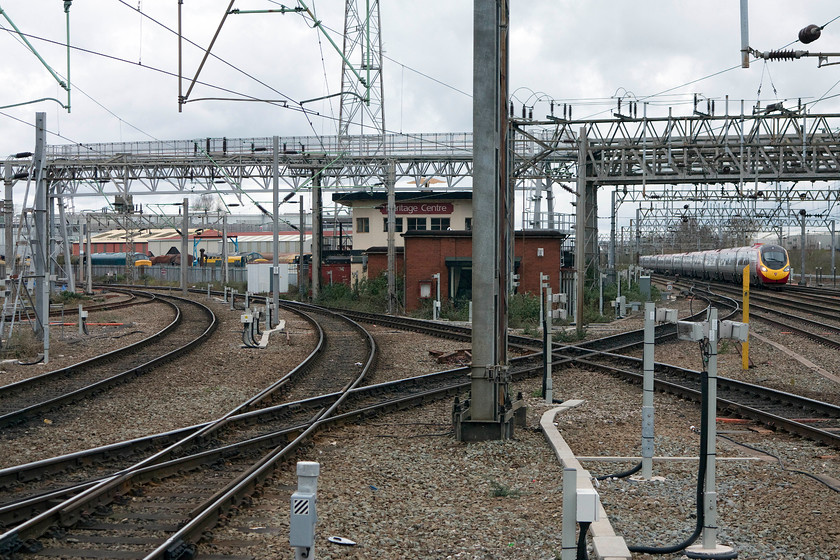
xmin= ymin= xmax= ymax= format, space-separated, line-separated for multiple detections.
xmin=0 ymin=291 xmax=216 ymax=428
xmin=575 ymin=355 xmax=840 ymax=449
xmin=5 ymin=284 xmax=836 ymax=557
xmin=0 ymin=305 xmax=376 ymax=560
xmin=666 ymin=278 xmax=840 ymax=350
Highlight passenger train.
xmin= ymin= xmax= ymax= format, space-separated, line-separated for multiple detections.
xmin=639 ymin=243 xmax=791 ymax=287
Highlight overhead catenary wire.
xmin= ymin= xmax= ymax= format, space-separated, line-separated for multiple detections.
xmin=114 ymin=0 xmax=297 ymax=106
xmin=0 ymin=21 xmax=471 ymax=156
xmin=3 ymin=22 xmax=159 ymax=142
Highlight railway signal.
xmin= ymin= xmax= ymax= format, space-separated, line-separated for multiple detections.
xmin=542 ymin=275 xmax=567 ymax=404
xmin=676 ymin=310 xmax=747 ymax=559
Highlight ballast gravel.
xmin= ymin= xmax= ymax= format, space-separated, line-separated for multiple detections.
xmin=1 ymin=290 xmax=838 ymax=560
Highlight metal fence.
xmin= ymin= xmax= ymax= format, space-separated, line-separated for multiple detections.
xmin=76 ymin=265 xmax=297 ymax=288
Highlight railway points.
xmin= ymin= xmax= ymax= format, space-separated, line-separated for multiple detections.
xmin=0 ymin=285 xmax=837 ymax=558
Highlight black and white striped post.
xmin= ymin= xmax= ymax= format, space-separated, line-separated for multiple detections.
xmin=290 ymin=461 xmax=320 ymax=560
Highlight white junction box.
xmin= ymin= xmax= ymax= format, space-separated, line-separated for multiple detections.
xmin=576 ymin=487 xmax=600 ymax=523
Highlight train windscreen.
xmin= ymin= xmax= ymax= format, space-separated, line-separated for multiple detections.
xmin=760 ymin=246 xmax=787 ymax=268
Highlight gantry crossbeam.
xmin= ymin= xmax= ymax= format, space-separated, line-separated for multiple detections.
xmin=9 ymin=112 xmax=835 ymax=202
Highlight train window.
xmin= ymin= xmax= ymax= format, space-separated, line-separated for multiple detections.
xmin=761 ymin=249 xmax=786 ymax=266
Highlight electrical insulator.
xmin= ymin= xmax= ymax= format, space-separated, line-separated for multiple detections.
xmin=550 ymin=100 xmax=554 ymax=116
xmin=528 ymin=107 xmax=533 ymax=119
xmin=762 ymin=50 xmax=805 ymax=61
xmin=522 ymin=105 xmax=526 ymax=118
xmin=711 ymin=100 xmax=715 ymax=115
xmin=798 ymin=24 xmax=821 ymax=44
xmin=617 ymin=98 xmax=622 ymax=113
xmin=510 ymin=101 xmax=514 ymax=117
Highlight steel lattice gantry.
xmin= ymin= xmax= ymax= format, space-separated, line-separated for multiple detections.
xmin=5 ymin=110 xmax=840 ymax=285
xmin=32 ymin=111 xmax=840 ymax=196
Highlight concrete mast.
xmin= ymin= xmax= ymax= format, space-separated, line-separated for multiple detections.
xmin=456 ymin=0 xmax=523 ymax=442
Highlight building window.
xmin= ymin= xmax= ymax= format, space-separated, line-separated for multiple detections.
xmin=430 ymin=218 xmax=450 ymax=231
xmin=356 ymin=217 xmax=370 ymax=233
xmin=383 ymin=217 xmax=403 ymax=232
xmin=407 ymin=217 xmax=427 ymax=231
xmin=465 ymin=218 xmax=472 ymax=231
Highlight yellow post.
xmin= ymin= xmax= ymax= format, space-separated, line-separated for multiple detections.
xmin=742 ymin=265 xmax=750 ymax=370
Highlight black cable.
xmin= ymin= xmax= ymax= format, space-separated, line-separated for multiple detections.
xmin=627 ymin=369 xmax=708 ymax=554
xmin=17 ymin=354 xmax=45 ymax=366
xmin=576 ymin=521 xmax=592 ymax=560
xmin=595 ymin=461 xmax=642 ymax=481
xmin=718 ymin=433 xmax=840 ymax=493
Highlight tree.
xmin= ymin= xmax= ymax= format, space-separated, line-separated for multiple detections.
xmin=191 ymin=194 xmax=222 ymax=214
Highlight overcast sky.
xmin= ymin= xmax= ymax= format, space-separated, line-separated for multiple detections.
xmin=2 ymin=1 xmax=839 ymax=228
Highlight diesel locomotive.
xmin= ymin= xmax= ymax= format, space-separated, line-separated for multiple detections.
xmin=639 ymin=243 xmax=790 ymax=286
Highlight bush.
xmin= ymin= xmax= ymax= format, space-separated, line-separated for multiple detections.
xmin=51 ymin=290 xmax=89 ymax=305
xmin=315 ymin=274 xmax=404 ymax=313
xmin=508 ymin=292 xmax=540 ymax=329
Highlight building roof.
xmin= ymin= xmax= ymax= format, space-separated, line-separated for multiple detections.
xmin=87 ymin=228 xmax=313 ymax=243
xmin=402 ymin=229 xmax=567 ymax=239
xmin=364 ymin=246 xmax=405 ymax=254
xmin=333 ymin=191 xmax=473 ymax=206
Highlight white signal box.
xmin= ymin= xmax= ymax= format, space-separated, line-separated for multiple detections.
xmin=720 ymin=320 xmax=749 ymax=342
xmin=655 ymin=308 xmax=678 ymax=323
xmin=551 ymin=309 xmax=568 ymax=320
xmin=677 ymin=321 xmax=707 ymax=342
xmin=550 ymin=292 xmax=568 ymax=320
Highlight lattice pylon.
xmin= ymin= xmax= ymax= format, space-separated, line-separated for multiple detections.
xmin=338 ymin=0 xmax=385 ymax=154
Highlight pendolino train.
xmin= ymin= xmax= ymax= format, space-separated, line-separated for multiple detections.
xmin=639 ymin=243 xmax=790 ymax=286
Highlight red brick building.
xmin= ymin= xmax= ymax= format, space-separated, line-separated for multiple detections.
xmin=403 ymin=230 xmax=568 ymax=311
xmin=364 ymin=246 xmax=405 ymax=279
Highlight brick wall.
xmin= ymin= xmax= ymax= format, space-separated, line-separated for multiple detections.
xmin=366 ymin=248 xmax=404 ymax=279
xmin=403 ymin=231 xmax=566 ymax=311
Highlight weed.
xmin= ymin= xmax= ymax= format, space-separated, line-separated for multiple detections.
xmin=51 ymin=291 xmax=89 ymax=305
xmin=1 ymin=327 xmax=42 ymax=360
xmin=489 ymin=480 xmax=521 ymax=498
xmin=553 ymin=328 xmax=587 ymax=343
xmin=316 ymin=273 xmax=405 ymax=313
xmin=508 ymin=292 xmax=540 ymax=329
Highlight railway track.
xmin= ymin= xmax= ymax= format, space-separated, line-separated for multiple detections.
xmin=660 ymin=276 xmax=840 ymax=352
xmin=0 ymin=291 xmax=216 ymax=429
xmin=2 ymin=286 xmax=838 ymax=557
xmin=2 ymin=288 xmax=153 ymax=325
xmin=0 ymin=301 xmax=376 ymax=560
xmin=577 ymin=351 xmax=840 ymax=449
